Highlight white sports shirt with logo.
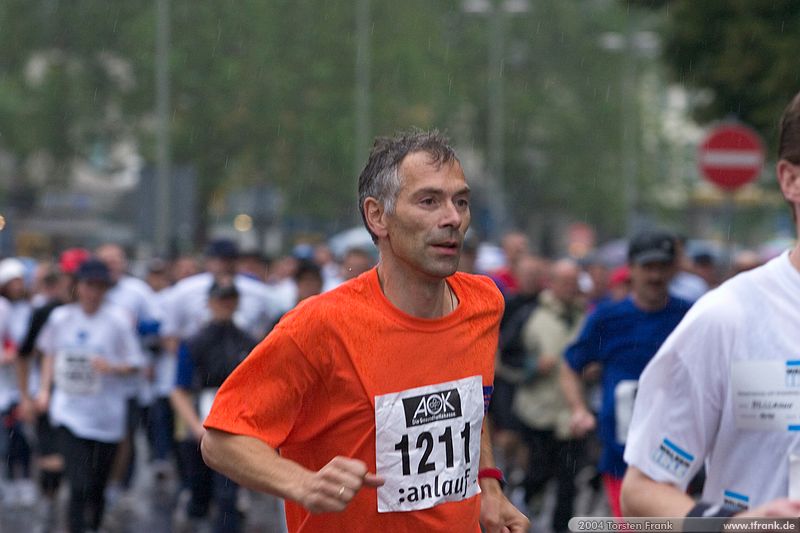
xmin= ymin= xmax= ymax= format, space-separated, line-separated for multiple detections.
xmin=37 ymin=302 xmax=146 ymax=443
xmin=624 ymin=252 xmax=800 ymax=510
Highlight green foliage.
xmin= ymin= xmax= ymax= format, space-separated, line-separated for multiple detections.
xmin=663 ymin=0 xmax=800 ymax=143
xmin=0 ymin=0 xmax=653 ymax=245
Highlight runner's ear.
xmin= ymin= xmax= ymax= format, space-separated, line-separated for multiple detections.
xmin=777 ymin=160 xmax=800 ymax=205
xmin=363 ymin=197 xmax=388 ymax=240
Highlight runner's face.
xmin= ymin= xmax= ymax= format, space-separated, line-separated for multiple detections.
xmin=629 ymin=261 xmax=675 ymax=307
xmin=76 ymin=280 xmax=108 ymax=313
xmin=383 ymin=153 xmax=470 ymax=280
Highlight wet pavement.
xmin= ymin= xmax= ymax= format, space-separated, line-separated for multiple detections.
xmin=0 ymin=434 xmax=287 ymax=533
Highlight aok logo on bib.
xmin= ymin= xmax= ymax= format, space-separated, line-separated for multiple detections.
xmin=402 ymin=389 xmax=462 ymax=427
xmin=375 ymin=376 xmax=483 ymax=513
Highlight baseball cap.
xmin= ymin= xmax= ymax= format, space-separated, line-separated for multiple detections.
xmin=608 ymin=265 xmax=631 ymax=287
xmin=75 ymin=258 xmax=112 ymax=285
xmin=59 ymin=248 xmax=91 ymax=275
xmin=0 ymin=258 xmax=25 ymax=286
xmin=627 ymin=230 xmax=677 ymax=265
xmin=208 ymin=280 xmax=239 ymax=299
xmin=204 ymin=238 xmax=239 ymax=259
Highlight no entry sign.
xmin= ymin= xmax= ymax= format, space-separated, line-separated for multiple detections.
xmin=698 ymin=123 xmax=765 ymax=190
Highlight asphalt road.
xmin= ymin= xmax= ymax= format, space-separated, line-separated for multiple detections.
xmin=0 ymin=433 xmax=287 ymax=533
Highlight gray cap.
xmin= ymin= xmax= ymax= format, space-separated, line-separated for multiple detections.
xmin=628 ymin=230 xmax=676 ymax=265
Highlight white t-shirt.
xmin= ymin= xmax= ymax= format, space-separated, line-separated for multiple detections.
xmin=37 ymin=303 xmax=146 ymax=443
xmin=0 ymin=297 xmax=15 ymax=411
xmin=106 ymin=275 xmax=162 ymax=326
xmin=624 ymin=251 xmax=800 ymax=511
xmin=160 ymin=272 xmax=285 ymax=340
xmin=7 ymin=299 xmax=32 ymax=346
xmin=105 ymin=275 xmax=161 ymax=400
xmin=151 ymin=287 xmax=176 ymax=397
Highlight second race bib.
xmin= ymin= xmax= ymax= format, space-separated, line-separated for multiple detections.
xmin=54 ymin=349 xmax=100 ymax=396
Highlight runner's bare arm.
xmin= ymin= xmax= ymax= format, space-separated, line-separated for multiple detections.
xmin=478 ymin=418 xmax=530 ymax=533
xmin=559 ymin=363 xmax=596 ymax=437
xmin=620 ymin=466 xmax=694 ymax=516
xmin=169 ymin=387 xmax=205 ymax=440
xmin=35 ymin=352 xmax=55 ymax=412
xmin=623 ymin=466 xmax=800 ymax=520
xmin=201 ymin=428 xmax=384 ymax=514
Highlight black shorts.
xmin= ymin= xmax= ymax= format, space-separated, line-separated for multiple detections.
xmin=36 ymin=413 xmax=60 ymax=456
xmin=488 ymin=377 xmax=522 ymax=432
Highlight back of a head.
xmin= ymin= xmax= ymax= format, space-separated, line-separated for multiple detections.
xmin=779 ymin=91 xmax=800 ymax=223
xmin=95 ymin=243 xmax=128 ymax=279
xmin=779 ymin=91 xmax=800 ymax=164
xmin=516 ymin=255 xmax=546 ymax=294
xmin=357 ymin=129 xmax=458 ymax=242
xmin=294 ymin=260 xmax=322 ymax=284
xmin=342 ymin=247 xmax=375 ymax=280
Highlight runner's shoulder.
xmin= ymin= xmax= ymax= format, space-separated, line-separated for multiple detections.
xmin=450 ymin=271 xmax=504 ymax=312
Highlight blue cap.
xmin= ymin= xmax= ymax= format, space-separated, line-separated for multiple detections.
xmin=205 ymin=239 xmax=239 ymax=259
xmin=75 ymin=258 xmax=112 ymax=285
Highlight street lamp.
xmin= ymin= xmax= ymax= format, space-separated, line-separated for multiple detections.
xmin=354 ymin=0 xmax=370 ymax=191
xmin=598 ymin=29 xmax=660 ymax=236
xmin=463 ymin=0 xmax=529 ymax=242
xmin=155 ymin=0 xmax=172 ymax=256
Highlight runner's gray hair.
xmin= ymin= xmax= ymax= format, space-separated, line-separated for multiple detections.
xmin=357 ymin=129 xmax=458 ymax=242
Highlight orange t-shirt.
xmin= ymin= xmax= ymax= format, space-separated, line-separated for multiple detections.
xmin=204 ymin=268 xmax=503 ymax=533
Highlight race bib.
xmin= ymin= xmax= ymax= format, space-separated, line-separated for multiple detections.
xmin=731 ymin=360 xmax=800 ymax=431
xmin=55 ymin=350 xmax=100 ymax=395
xmin=614 ymin=379 xmax=638 ymax=444
xmin=374 ymin=376 xmax=483 ymax=513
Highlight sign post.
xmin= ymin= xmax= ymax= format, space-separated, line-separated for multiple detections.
xmin=698 ymin=123 xmax=765 ymax=190
xmin=697 ymin=123 xmax=765 ymax=267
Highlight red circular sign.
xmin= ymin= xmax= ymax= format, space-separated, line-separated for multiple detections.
xmin=698 ymin=123 xmax=765 ymax=190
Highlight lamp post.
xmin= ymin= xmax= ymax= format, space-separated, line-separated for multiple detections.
xmin=354 ymin=0 xmax=370 ymax=179
xmin=598 ymin=28 xmax=660 ymax=237
xmin=463 ymin=0 xmax=528 ymax=241
xmin=155 ymin=0 xmax=171 ymax=256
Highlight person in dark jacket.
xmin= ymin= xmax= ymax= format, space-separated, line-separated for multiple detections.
xmin=171 ymin=279 xmax=258 ymax=533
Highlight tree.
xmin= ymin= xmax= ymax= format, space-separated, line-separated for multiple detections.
xmin=0 ymin=0 xmax=655 ymax=252
xmin=661 ymin=1 xmax=800 ymax=144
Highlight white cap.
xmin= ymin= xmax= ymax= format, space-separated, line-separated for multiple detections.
xmin=0 ymin=258 xmax=25 ymax=286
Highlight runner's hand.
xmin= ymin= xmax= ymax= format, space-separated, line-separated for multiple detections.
xmin=299 ymin=456 xmax=384 ymax=514
xmin=569 ymin=407 xmax=596 ymax=438
xmin=34 ymin=389 xmax=50 ymax=413
xmin=479 ymin=478 xmax=530 ymax=532
xmin=0 ymin=348 xmax=15 ymax=364
xmin=17 ymin=395 xmax=36 ymax=423
xmin=537 ymin=355 xmax=558 ymax=375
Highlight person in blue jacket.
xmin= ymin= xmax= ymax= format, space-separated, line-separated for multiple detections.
xmin=559 ymin=229 xmax=691 ymax=518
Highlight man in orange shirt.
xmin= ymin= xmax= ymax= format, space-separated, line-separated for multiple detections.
xmin=201 ymin=130 xmax=529 ymax=532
